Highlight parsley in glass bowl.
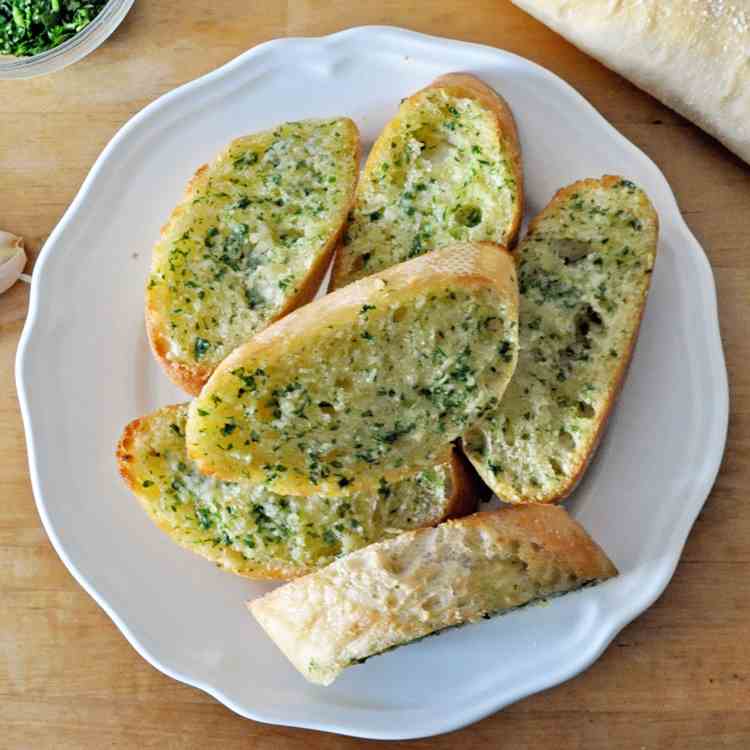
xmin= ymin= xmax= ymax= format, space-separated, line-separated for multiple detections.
xmin=0 ymin=0 xmax=134 ymax=79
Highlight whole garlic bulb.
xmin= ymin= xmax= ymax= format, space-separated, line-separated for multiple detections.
xmin=0 ymin=231 xmax=27 ymax=294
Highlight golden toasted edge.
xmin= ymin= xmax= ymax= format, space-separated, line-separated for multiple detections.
xmin=520 ymin=176 xmax=658 ymax=504
xmin=329 ymin=73 xmax=524 ymax=291
xmin=117 ymin=406 xmax=474 ymax=581
xmin=116 ymin=406 xmax=301 ymax=580
xmin=452 ymin=505 xmax=618 ymax=580
xmin=187 ymin=242 xmax=517 ymax=488
xmin=247 ymin=505 xmax=618 ymax=683
xmin=116 ymin=412 xmax=148 ymax=492
xmin=145 ymin=164 xmax=215 ymax=395
xmin=146 ymin=119 xmax=361 ymax=396
xmin=441 ymin=446 xmax=486 ymax=518
xmin=464 ymin=175 xmax=659 ymax=504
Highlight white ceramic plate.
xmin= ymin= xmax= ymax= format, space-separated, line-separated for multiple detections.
xmin=16 ymin=27 xmax=728 ymax=740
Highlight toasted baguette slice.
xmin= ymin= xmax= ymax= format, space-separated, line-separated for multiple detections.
xmin=117 ymin=405 xmax=480 ymax=580
xmin=146 ymin=118 xmax=360 ymax=395
xmin=329 ymin=73 xmax=523 ymax=290
xmin=187 ymin=242 xmax=519 ymax=497
xmin=463 ymin=176 xmax=658 ymax=503
xmin=249 ymin=505 xmax=617 ymax=685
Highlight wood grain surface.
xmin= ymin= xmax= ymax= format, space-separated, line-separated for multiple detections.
xmin=1 ymin=2 xmax=748 ymax=748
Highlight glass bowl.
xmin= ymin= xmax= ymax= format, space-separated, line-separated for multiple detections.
xmin=0 ymin=0 xmax=135 ymax=80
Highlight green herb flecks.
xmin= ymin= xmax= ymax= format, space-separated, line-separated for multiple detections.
xmin=194 ymin=337 xmax=210 ymax=360
xmin=0 ymin=1 xmax=108 ymax=57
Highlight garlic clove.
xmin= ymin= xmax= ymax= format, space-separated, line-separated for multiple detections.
xmin=0 ymin=231 xmax=28 ymax=294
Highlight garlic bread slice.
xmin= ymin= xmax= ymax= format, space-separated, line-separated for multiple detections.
xmin=187 ymin=242 xmax=519 ymax=497
xmin=329 ymin=73 xmax=523 ymax=289
xmin=463 ymin=176 xmax=658 ymax=503
xmin=117 ymin=405 xmax=480 ymax=580
xmin=146 ymin=118 xmax=360 ymax=394
xmin=249 ymin=504 xmax=617 ymax=685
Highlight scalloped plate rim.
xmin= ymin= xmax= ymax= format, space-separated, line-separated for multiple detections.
xmin=15 ymin=26 xmax=728 ymax=740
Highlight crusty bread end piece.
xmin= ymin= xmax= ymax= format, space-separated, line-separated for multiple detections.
xmin=117 ymin=404 xmax=480 ymax=580
xmin=463 ymin=176 xmax=658 ymax=503
xmin=187 ymin=242 xmax=519 ymax=497
xmin=511 ymin=0 xmax=750 ymax=165
xmin=146 ymin=118 xmax=360 ymax=394
xmin=329 ymin=73 xmax=523 ymax=290
xmin=249 ymin=505 xmax=617 ymax=685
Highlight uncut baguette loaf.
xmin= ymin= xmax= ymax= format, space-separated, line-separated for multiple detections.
xmin=249 ymin=504 xmax=617 ymax=686
xmin=329 ymin=73 xmax=523 ymax=290
xmin=146 ymin=118 xmax=360 ymax=394
xmin=511 ymin=0 xmax=750 ymax=165
xmin=463 ymin=176 xmax=658 ymax=503
xmin=117 ymin=405 xmax=480 ymax=580
xmin=187 ymin=242 xmax=519 ymax=497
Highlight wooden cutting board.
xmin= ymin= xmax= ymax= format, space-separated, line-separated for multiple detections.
xmin=1 ymin=2 xmax=748 ymax=748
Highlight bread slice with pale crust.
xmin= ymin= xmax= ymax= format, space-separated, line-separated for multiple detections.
xmin=329 ymin=73 xmax=523 ymax=290
xmin=249 ymin=504 xmax=617 ymax=685
xmin=116 ymin=404 xmax=480 ymax=580
xmin=463 ymin=176 xmax=658 ymax=503
xmin=186 ymin=242 xmax=519 ymax=497
xmin=146 ymin=118 xmax=360 ymax=395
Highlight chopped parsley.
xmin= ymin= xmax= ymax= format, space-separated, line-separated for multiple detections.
xmin=0 ymin=0 xmax=108 ymax=57
xmin=194 ymin=337 xmax=210 ymax=360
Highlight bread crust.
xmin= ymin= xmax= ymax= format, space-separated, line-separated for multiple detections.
xmin=186 ymin=242 xmax=518 ymax=494
xmin=463 ymin=175 xmax=658 ymax=504
xmin=117 ymin=410 xmax=304 ymax=580
xmin=207 ymin=241 xmax=516 ymax=368
xmin=454 ymin=506 xmax=617 ymax=578
xmin=511 ymin=0 xmax=750 ymax=165
xmin=531 ymin=176 xmax=658 ymax=504
xmin=249 ymin=504 xmax=617 ymax=685
xmin=117 ymin=405 xmax=480 ymax=581
xmin=443 ymin=446 xmax=489 ymax=516
xmin=329 ymin=73 xmax=524 ymax=290
xmin=146 ymin=119 xmax=361 ymax=396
